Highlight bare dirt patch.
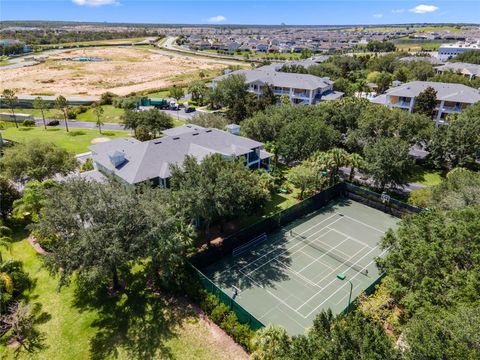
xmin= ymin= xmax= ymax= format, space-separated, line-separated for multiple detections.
xmin=91 ymin=137 xmax=112 ymax=144
xmin=0 ymin=47 xmax=225 ymax=96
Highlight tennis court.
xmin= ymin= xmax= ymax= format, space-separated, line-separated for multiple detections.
xmin=202 ymin=198 xmax=399 ymax=335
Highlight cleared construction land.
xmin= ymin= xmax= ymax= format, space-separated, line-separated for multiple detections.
xmin=0 ymin=47 xmax=225 ymax=96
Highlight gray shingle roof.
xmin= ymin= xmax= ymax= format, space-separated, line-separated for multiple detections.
xmin=89 ymin=126 xmax=269 ymax=184
xmin=382 ymin=81 xmax=480 ymax=104
xmin=213 ymin=66 xmax=332 ymax=91
xmin=434 ymin=62 xmax=480 ymax=77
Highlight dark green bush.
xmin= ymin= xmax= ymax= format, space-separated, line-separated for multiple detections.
xmin=22 ymin=119 xmax=36 ymax=127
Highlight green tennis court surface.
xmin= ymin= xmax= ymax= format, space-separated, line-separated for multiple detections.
xmin=202 ymin=198 xmax=399 ymax=335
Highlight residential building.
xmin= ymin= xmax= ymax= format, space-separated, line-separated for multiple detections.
xmin=437 ymin=42 xmax=480 ymax=61
xmin=434 ymin=62 xmax=480 ymax=80
xmin=212 ymin=65 xmax=343 ymax=105
xmin=370 ymin=81 xmax=480 ymax=125
xmin=89 ymin=125 xmax=272 ymax=187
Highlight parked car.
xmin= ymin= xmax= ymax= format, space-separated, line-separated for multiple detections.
xmin=47 ymin=120 xmax=60 ymax=126
xmin=185 ymin=106 xmax=196 ymax=113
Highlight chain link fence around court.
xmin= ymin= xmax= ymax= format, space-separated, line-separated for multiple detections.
xmin=189 ymin=181 xmax=422 ymax=325
xmin=191 ymin=264 xmax=265 ymax=330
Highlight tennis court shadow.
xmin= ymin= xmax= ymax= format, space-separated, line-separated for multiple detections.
xmin=214 ymin=236 xmax=294 ymax=291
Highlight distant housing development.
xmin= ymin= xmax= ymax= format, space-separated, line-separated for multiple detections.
xmin=213 ymin=64 xmax=343 ymax=105
xmin=88 ymin=125 xmax=272 ymax=186
xmin=437 ymin=41 xmax=480 ymax=61
xmin=370 ymin=81 xmax=480 ymax=125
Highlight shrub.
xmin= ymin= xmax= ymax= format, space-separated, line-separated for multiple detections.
xmin=76 ymin=105 xmax=89 ymax=114
xmin=66 ymin=107 xmax=77 ymax=119
xmin=210 ymin=302 xmax=229 ymax=323
xmin=21 ymin=119 xmax=36 ymax=127
xmin=80 ymin=158 xmax=94 ymax=172
xmin=67 ymin=130 xmax=86 ymax=137
xmin=99 ymin=92 xmax=117 ymax=105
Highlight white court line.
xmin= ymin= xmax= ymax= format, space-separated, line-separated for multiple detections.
xmin=326 ymin=226 xmax=373 ymax=249
xmin=343 ymin=214 xmax=385 ymax=234
xmin=244 ymin=227 xmax=336 ymax=277
xmin=295 ymin=242 xmax=372 ymax=312
xmin=297 ymin=249 xmax=336 ymax=271
xmin=238 ymin=269 xmax=305 ymax=316
xmin=271 ymin=258 xmax=324 ymax=289
xmin=302 ymin=248 xmax=389 ymax=318
xmin=296 ymin=235 xmax=354 ymax=273
xmin=312 ymin=243 xmax=372 ymax=286
xmin=238 ymin=212 xmax=341 ymax=272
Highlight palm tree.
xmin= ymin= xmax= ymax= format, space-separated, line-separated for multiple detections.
xmin=309 ymin=151 xmax=335 ymax=191
xmin=2 ymin=89 xmax=19 ymax=128
xmin=327 ymin=148 xmax=349 ymax=186
xmin=33 ymin=96 xmax=48 ymax=130
xmin=93 ymin=103 xmax=105 ymax=134
xmin=347 ymin=153 xmax=364 ymax=182
xmin=55 ymin=95 xmax=69 ymax=132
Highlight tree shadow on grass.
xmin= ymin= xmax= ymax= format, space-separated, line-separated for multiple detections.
xmin=72 ymin=273 xmax=188 ymax=360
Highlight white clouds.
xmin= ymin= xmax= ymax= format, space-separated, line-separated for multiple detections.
xmin=410 ymin=5 xmax=439 ymax=14
xmin=392 ymin=9 xmax=405 ymax=14
xmin=72 ymin=0 xmax=119 ymax=6
xmin=207 ymin=15 xmax=227 ymax=23
xmin=372 ymin=14 xmax=383 ymax=19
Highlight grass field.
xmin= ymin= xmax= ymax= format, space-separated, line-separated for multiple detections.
xmin=0 ymin=235 xmax=247 ymax=360
xmin=37 ymin=37 xmax=150 ymax=48
xmin=1 ymin=126 xmax=128 ymax=154
xmin=76 ymin=105 xmax=125 ymax=123
xmin=409 ymin=166 xmax=444 ymax=186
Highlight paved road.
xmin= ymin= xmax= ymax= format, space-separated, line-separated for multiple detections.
xmin=34 ymin=117 xmax=126 ymax=131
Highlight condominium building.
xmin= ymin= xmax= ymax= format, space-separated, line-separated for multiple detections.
xmin=437 ymin=42 xmax=480 ymax=61
xmin=370 ymin=81 xmax=480 ymax=125
xmin=212 ymin=65 xmax=343 ymax=105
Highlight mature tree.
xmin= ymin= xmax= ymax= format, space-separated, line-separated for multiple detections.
xmin=0 ymin=177 xmax=20 ymax=221
xmin=92 ymin=102 xmax=104 ymax=134
xmin=377 ymin=206 xmax=480 ymax=316
xmin=34 ymin=177 xmax=192 ymax=290
xmin=206 ymin=86 xmax=223 ymax=110
xmin=55 ymin=95 xmax=69 ymax=132
xmin=215 ymin=74 xmax=248 ymax=122
xmin=286 ymin=164 xmax=318 ymax=199
xmin=404 ymin=306 xmax=480 ymax=360
xmin=277 ymin=118 xmax=339 ymax=163
xmin=122 ymin=109 xmax=173 ymax=139
xmin=255 ymin=310 xmax=399 ymax=359
xmin=451 ymin=49 xmax=480 ymax=64
xmin=393 ymin=66 xmax=409 ymax=82
xmin=169 ymin=155 xmax=269 ymax=235
xmin=0 ymin=140 xmax=77 ymax=182
xmin=347 ymin=152 xmax=364 ymax=181
xmin=189 ymin=112 xmax=229 ymax=130
xmin=300 ymin=48 xmax=313 ymax=59
xmin=1 ymin=89 xmax=19 ymax=129
xmin=430 ymin=168 xmax=480 ymax=211
xmin=367 ymin=41 xmax=396 ymax=52
xmin=375 ymin=72 xmax=393 ymax=93
xmin=428 ymin=103 xmax=480 ymax=169
xmin=12 ymin=180 xmax=56 ymax=222
xmin=363 ymin=137 xmax=413 ymax=191
xmin=168 ymin=85 xmax=184 ymax=101
xmin=407 ymin=60 xmax=434 ymax=81
xmin=251 ymin=325 xmax=291 ymax=360
xmin=33 ymin=96 xmax=48 ymax=130
xmin=413 ymin=86 xmax=437 ymax=117
xmin=187 ymin=80 xmax=208 ymax=105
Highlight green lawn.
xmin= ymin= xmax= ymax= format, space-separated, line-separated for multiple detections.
xmin=409 ymin=166 xmax=444 ymax=186
xmin=0 ymin=235 xmax=245 ymax=360
xmin=1 ymin=126 xmax=128 ymax=154
xmin=76 ymin=105 xmax=125 ymax=123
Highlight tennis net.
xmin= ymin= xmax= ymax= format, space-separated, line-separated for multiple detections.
xmin=290 ymin=230 xmax=368 ymax=276
xmin=232 ymin=233 xmax=268 ymax=257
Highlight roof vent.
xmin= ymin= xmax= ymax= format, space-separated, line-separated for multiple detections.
xmin=192 ymin=132 xmax=199 ymax=136
xmin=205 ymin=129 xmax=213 ymax=133
xmin=173 ymin=136 xmax=180 ymax=140
xmin=154 ymin=139 xmax=162 ymax=144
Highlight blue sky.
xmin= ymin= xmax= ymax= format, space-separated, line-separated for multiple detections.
xmin=2 ymin=1 xmax=479 ymax=25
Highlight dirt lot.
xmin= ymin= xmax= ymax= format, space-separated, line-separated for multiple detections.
xmin=0 ymin=47 xmax=225 ymax=96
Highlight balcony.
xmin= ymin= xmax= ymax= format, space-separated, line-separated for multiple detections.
xmin=438 ymin=105 xmax=462 ymax=113
xmin=391 ymin=100 xmax=412 ymax=108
